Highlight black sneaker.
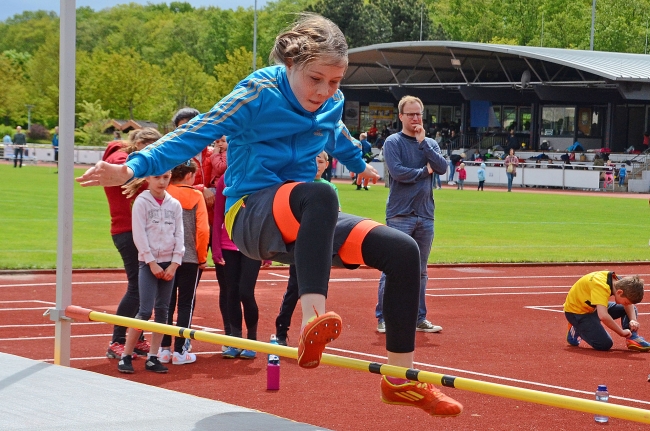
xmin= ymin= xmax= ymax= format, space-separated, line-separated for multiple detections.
xmin=117 ymin=355 xmax=134 ymax=374
xmin=276 ymin=335 xmax=288 ymax=346
xmin=145 ymin=356 xmax=168 ymax=373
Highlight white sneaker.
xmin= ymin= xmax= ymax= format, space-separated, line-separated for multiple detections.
xmin=448 ymin=181 xmax=455 ymax=186
xmin=416 ymin=320 xmax=443 ymax=333
xmin=158 ymin=348 xmax=171 ymax=364
xmin=172 ymin=351 xmax=197 ymax=365
xmin=377 ymin=321 xmax=386 ymax=333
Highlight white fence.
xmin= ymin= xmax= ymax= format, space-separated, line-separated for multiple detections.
xmin=2 ymin=143 xmax=105 ymax=165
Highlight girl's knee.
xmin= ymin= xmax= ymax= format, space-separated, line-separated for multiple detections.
xmin=135 ymin=312 xmax=152 ymax=321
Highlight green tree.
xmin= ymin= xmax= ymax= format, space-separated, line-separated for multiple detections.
xmin=76 ymin=100 xmax=110 ymax=146
xmin=346 ymin=3 xmax=393 ymax=47
xmin=163 ymin=52 xmax=219 ymax=112
xmin=25 ymin=33 xmax=60 ymax=126
xmin=77 ymin=49 xmax=170 ymax=122
xmin=0 ymin=56 xmax=28 ymax=124
xmin=213 ymin=47 xmax=264 ymax=99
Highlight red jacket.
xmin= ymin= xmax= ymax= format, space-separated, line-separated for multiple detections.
xmin=191 ymin=146 xmax=214 ymax=191
xmin=456 ymin=167 xmax=467 ymax=180
xmin=102 ymin=141 xmax=147 ymax=236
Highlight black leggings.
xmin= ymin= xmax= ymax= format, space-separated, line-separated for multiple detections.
xmin=288 ymin=182 xmax=339 ymax=297
xmin=287 ymin=183 xmax=420 ymax=353
xmin=161 ymin=262 xmax=201 ymax=353
xmin=223 ymin=249 xmax=261 ymax=340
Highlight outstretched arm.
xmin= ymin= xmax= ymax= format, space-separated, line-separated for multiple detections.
xmin=76 ymin=162 xmax=134 ymax=187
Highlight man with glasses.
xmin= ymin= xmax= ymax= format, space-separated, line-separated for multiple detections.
xmin=375 ymin=95 xmax=448 ymax=334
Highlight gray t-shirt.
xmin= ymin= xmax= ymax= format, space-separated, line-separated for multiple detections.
xmin=383 ymin=132 xmax=447 ymax=220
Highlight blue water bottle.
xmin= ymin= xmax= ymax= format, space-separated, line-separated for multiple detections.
xmin=594 ymin=385 xmax=609 ymax=423
xmin=267 ymin=334 xmax=280 ymax=390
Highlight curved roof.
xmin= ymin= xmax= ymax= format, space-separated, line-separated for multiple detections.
xmin=343 ymin=41 xmax=650 ymax=90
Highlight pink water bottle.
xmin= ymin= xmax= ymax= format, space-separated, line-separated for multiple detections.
xmin=267 ymin=334 xmax=280 ymax=390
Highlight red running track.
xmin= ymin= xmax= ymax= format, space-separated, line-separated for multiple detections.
xmin=1 ymin=263 xmax=650 ymax=430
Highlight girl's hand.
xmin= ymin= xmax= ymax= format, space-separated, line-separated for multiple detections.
xmin=148 ymin=262 xmax=164 ymax=279
xmin=629 ymin=320 xmax=640 ymax=332
xmin=262 ymin=260 xmax=272 ymax=268
xmin=427 ymin=163 xmax=433 ymax=174
xmin=162 ymin=263 xmax=179 ymax=281
xmin=76 ymin=161 xmax=134 ymax=187
xmin=621 ymin=328 xmax=632 ymax=338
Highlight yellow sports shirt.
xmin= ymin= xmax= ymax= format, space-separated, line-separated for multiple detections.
xmin=563 ymin=271 xmax=616 ymax=314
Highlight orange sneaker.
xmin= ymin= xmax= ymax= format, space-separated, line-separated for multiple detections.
xmin=380 ymin=376 xmax=463 ymax=417
xmin=297 ymin=311 xmax=342 ymax=369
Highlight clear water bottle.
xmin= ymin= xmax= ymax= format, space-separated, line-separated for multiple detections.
xmin=267 ymin=334 xmax=280 ymax=390
xmin=594 ymin=385 xmax=609 ymax=423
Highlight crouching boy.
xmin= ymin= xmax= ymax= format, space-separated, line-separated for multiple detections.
xmin=564 ymin=271 xmax=648 ymax=351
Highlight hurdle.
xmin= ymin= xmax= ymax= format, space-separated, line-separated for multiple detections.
xmin=63 ymin=305 xmax=650 ymax=424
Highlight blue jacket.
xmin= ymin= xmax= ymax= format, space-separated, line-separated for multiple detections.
xmin=477 ymin=163 xmax=486 ymax=181
xmin=126 ymin=65 xmax=365 ymax=211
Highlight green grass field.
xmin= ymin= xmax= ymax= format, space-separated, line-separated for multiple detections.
xmin=0 ymin=163 xmax=647 ymax=269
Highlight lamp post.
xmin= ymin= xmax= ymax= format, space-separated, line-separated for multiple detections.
xmin=590 ymin=0 xmax=596 ymax=50
xmin=252 ymin=0 xmax=258 ymax=71
xmin=25 ymin=104 xmax=35 ymax=131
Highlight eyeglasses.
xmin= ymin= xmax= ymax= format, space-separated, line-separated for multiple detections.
xmin=402 ymin=112 xmax=423 ymax=119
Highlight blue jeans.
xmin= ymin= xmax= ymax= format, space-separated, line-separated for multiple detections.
xmin=433 ymin=174 xmax=442 ymax=188
xmin=376 ymin=215 xmax=433 ymax=324
xmin=137 ymin=261 xmax=175 ymax=324
xmin=565 ymin=303 xmax=634 ymax=351
xmin=506 ymin=172 xmax=514 ymax=191
xmin=619 ymin=175 xmax=625 ymax=186
xmin=448 ymin=161 xmax=455 ymax=182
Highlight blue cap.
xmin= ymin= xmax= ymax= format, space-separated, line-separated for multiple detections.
xmin=597 ymin=385 xmax=608 ymax=391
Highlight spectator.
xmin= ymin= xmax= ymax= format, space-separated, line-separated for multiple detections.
xmin=52 ymin=126 xmax=59 ymax=173
xmin=117 ymin=170 xmax=184 ymax=374
xmin=618 ymin=164 xmax=627 ymax=187
xmin=564 ymin=271 xmax=649 ymax=351
xmin=212 ymin=174 xmax=266 ymax=359
xmin=504 ymin=148 xmax=519 ymax=192
xmin=603 ymin=160 xmax=614 ymax=189
xmin=375 ymin=95 xmax=447 ymax=336
xmin=158 ymin=160 xmax=210 ymax=366
xmin=104 ymin=128 xmax=161 ymax=360
xmin=77 ymin=14 xmax=463 ymax=417
xmin=456 ymin=162 xmax=466 ymax=190
xmin=210 ymin=135 xmax=228 ymax=186
xmin=506 ymin=129 xmax=518 ymax=152
xmin=448 ymin=152 xmax=464 ymax=186
xmin=13 ymin=126 xmax=26 ymax=168
xmin=357 ymin=132 xmax=373 ymax=190
xmin=477 ymin=162 xmax=486 ymax=191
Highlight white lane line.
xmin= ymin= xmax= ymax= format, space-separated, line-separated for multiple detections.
xmin=326 ymin=347 xmax=650 ymax=406
xmin=40 ymin=350 xmax=225 ymax=362
xmin=427 ymin=285 xmax=570 ymax=291
xmin=0 ymin=300 xmax=55 ymax=305
xmin=1 ymin=333 xmax=113 ymax=341
xmin=0 ymin=322 xmax=104 ymax=328
xmin=0 ymin=307 xmax=51 ymax=311
xmin=427 ymin=291 xmax=568 ymax=297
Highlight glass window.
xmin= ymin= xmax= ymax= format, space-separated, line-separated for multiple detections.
xmin=541 ymin=107 xmax=575 ymax=136
xmin=503 ymin=107 xmax=516 ymax=130
xmin=519 ymin=107 xmax=531 ymax=132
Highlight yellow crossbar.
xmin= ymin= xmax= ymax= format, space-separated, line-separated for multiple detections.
xmin=64 ymin=305 xmax=650 ymax=424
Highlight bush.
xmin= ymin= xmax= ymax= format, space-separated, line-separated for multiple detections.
xmin=0 ymin=125 xmax=15 ymax=140
xmin=28 ymin=124 xmax=50 ymax=141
